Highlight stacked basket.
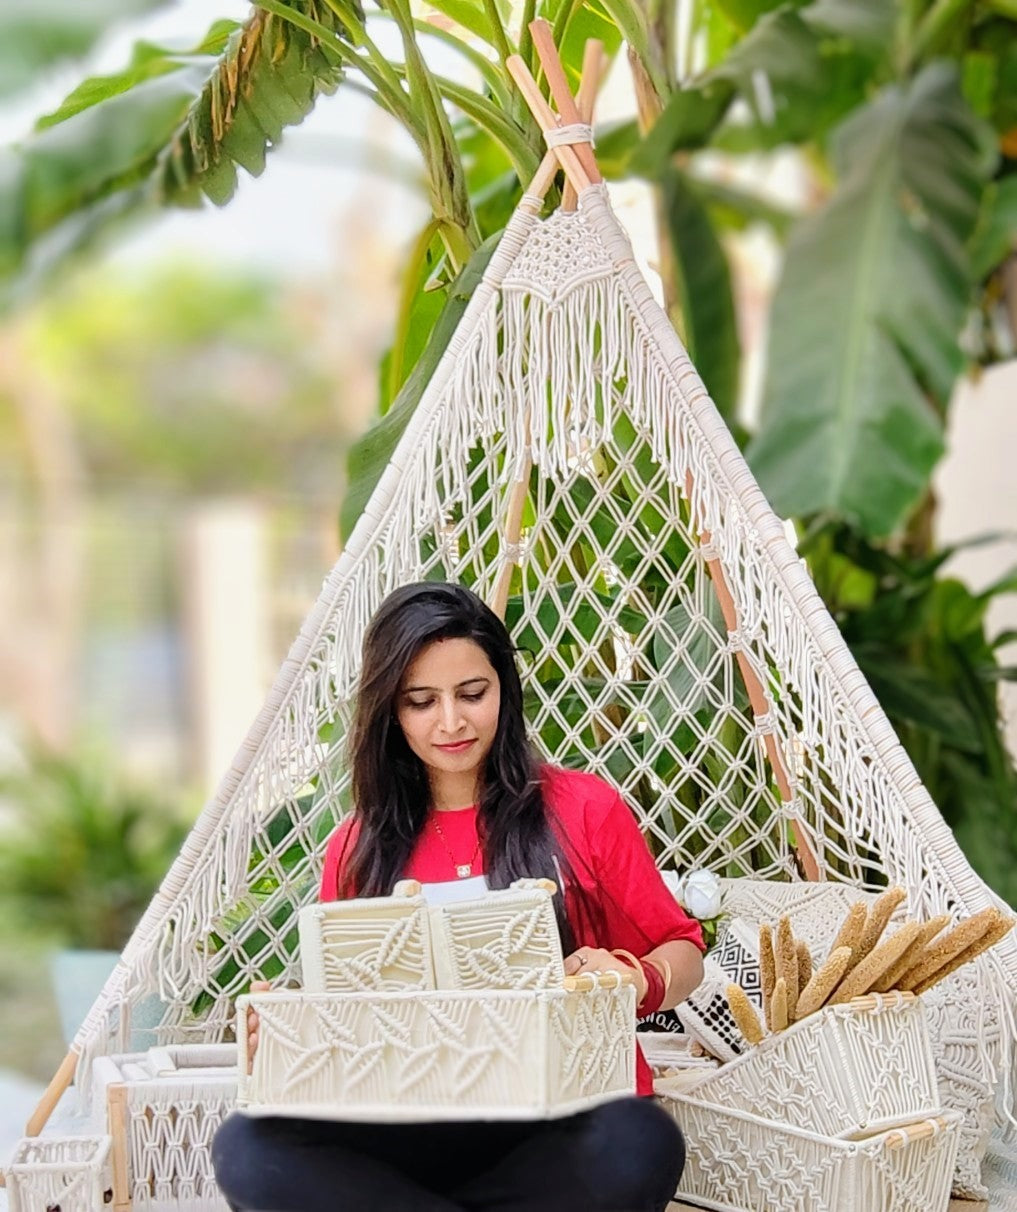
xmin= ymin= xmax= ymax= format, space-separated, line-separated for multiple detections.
xmin=660 ymin=993 xmax=961 ymax=1212
xmin=238 ymin=878 xmax=637 ymax=1121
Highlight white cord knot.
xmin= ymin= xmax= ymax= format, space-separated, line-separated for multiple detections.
xmin=545 ymin=123 xmax=594 ymax=148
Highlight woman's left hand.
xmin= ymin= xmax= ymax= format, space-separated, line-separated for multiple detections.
xmin=564 ymin=947 xmax=637 ymax=980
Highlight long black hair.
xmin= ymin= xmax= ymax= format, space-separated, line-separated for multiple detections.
xmin=340 ymin=581 xmax=577 ymax=951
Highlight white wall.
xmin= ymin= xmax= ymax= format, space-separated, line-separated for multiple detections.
xmin=935 ymin=359 xmax=1017 ymax=754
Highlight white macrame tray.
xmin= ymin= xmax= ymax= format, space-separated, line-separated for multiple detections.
xmin=660 ymin=1088 xmax=962 ymax=1212
xmin=684 ymin=993 xmax=939 ymax=1140
xmin=299 ymin=879 xmax=565 ymax=994
xmin=6 ymin=1134 xmax=112 ymax=1212
xmin=90 ymin=1044 xmax=237 ymax=1212
xmin=237 ymin=983 xmax=635 ymax=1121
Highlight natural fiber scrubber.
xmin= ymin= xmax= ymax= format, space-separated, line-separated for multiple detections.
xmin=725 ymin=893 xmax=1015 ymax=1038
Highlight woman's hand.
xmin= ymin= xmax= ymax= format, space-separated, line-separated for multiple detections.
xmin=563 ymin=947 xmax=648 ymax=1001
xmin=245 ymin=980 xmax=271 ymax=1074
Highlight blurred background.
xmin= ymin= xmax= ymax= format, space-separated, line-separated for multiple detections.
xmin=1 ymin=0 xmax=1015 ymax=1151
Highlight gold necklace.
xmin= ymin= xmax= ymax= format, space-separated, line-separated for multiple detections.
xmin=430 ymin=814 xmax=482 ymax=879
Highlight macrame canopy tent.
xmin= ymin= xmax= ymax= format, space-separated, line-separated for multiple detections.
xmin=21 ymin=24 xmax=1017 ymax=1207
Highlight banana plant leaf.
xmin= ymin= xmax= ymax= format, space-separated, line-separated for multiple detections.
xmin=747 ymin=65 xmax=995 ymax=536
xmin=1 ymin=6 xmax=348 ymax=307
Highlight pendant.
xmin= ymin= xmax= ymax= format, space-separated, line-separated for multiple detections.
xmin=456 ymin=864 xmax=472 ymax=879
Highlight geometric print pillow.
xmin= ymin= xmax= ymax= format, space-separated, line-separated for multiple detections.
xmin=670 ymin=917 xmax=761 ymax=1061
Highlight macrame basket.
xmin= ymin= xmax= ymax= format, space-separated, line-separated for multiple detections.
xmin=660 ymin=1090 xmax=962 ymax=1212
xmin=237 ymin=983 xmax=635 ymax=1121
xmin=430 ymin=881 xmax=566 ymax=990
xmin=711 ymin=877 xmax=998 ymax=1196
xmin=299 ymin=886 xmax=435 ymax=993
xmin=299 ymin=880 xmax=565 ymax=994
xmin=684 ymin=993 xmax=939 ymax=1140
xmin=6 ymin=1134 xmax=112 ymax=1212
xmin=90 ymin=1044 xmax=237 ymax=1212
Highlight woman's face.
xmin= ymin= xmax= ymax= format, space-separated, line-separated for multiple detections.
xmin=395 ymin=637 xmax=501 ymax=792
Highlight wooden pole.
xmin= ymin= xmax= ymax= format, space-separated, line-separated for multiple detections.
xmin=25 ymin=1046 xmax=78 ymax=1136
xmin=563 ymin=40 xmax=603 ymax=212
xmin=686 ymin=470 xmax=822 ymax=882
xmin=506 ymin=56 xmax=592 ymax=197
xmin=528 ymin=20 xmax=602 ymax=187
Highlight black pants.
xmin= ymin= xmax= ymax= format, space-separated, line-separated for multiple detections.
xmin=212 ymin=1097 xmax=685 ymax=1212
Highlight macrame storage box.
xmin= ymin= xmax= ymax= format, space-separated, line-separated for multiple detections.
xmin=237 ymin=983 xmax=635 ymax=1120
xmin=429 ymin=881 xmax=566 ymax=990
xmin=21 ymin=43 xmax=1017 ymax=1206
xmin=6 ymin=1134 xmax=112 ymax=1212
xmin=90 ymin=1045 xmax=237 ymax=1212
xmin=299 ymin=879 xmax=565 ymax=994
xmin=660 ymin=1090 xmax=962 ymax=1212
xmin=299 ymin=887 xmax=435 ymax=992
xmin=706 ymin=877 xmax=1001 ymax=1194
xmin=682 ymin=993 xmax=939 ymax=1140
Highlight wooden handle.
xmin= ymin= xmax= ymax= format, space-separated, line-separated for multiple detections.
xmin=885 ymin=1115 xmax=951 ymax=1151
xmin=25 ymin=1046 xmax=79 ymax=1136
xmin=846 ymin=991 xmax=916 ymax=1012
xmin=107 ymin=1083 xmax=133 ymax=1212
xmin=564 ymin=971 xmax=636 ymax=992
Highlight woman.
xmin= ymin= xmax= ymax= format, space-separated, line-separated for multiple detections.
xmin=213 ymin=582 xmax=705 ymax=1212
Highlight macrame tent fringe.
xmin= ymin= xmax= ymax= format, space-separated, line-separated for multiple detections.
xmin=21 ymin=28 xmax=1016 ymax=1206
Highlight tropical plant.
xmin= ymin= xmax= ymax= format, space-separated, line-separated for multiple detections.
xmin=0 ymin=750 xmax=188 ymax=949
xmin=1 ymin=0 xmax=1016 ymax=898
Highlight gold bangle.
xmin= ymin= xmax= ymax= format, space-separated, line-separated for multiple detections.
xmin=610 ymin=949 xmax=649 ymax=1003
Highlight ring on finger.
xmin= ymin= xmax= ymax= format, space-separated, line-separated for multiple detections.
xmin=577 ymin=953 xmax=588 ymax=967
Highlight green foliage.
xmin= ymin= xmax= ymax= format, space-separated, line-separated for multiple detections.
xmin=0 ymin=7 xmax=346 ymax=307
xmin=9 ymin=262 xmax=346 ymax=495
xmin=801 ymin=521 xmax=1017 ymax=905
xmin=0 ymin=0 xmax=171 ymax=101
xmin=747 ymin=65 xmax=994 ymax=535
xmin=0 ymin=751 xmax=188 ymax=950
xmin=659 ymin=165 xmax=740 ymax=420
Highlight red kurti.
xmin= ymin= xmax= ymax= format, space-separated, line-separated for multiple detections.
xmin=319 ymin=765 xmax=705 ymax=1095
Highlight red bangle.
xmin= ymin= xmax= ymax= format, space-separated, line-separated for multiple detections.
xmin=637 ymin=959 xmax=665 ymax=1015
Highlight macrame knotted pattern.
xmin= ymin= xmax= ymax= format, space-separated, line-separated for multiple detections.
xmin=66 ymin=182 xmax=1017 ymax=1202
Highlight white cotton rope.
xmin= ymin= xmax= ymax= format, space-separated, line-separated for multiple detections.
xmin=544 ymin=123 xmax=594 ymax=148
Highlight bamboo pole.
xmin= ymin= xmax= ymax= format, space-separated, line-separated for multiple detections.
xmin=25 ymin=1046 xmax=79 ymax=1136
xmin=563 ymin=41 xmax=603 ymax=211
xmin=506 ymin=56 xmax=592 ymax=197
xmin=686 ymin=470 xmax=822 ymax=882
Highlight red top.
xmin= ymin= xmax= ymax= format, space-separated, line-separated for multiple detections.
xmin=319 ymin=765 xmax=705 ymax=1096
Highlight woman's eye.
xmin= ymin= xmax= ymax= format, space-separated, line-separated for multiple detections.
xmin=460 ymin=691 xmax=485 ymax=702
xmin=406 ymin=699 xmax=433 ymax=711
